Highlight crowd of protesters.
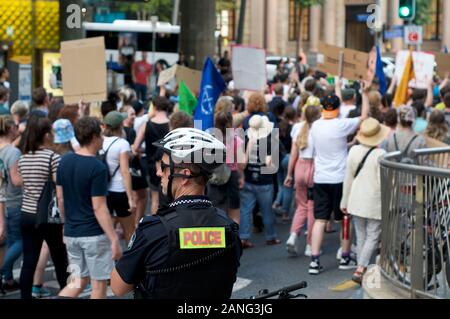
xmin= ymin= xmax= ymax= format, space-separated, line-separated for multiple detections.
xmin=0 ymin=49 xmax=450 ymax=299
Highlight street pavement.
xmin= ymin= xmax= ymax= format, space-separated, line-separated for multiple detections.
xmin=1 ymin=216 xmax=363 ymax=300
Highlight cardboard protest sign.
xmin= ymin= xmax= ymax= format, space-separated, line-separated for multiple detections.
xmin=231 ymin=45 xmax=266 ymax=91
xmin=60 ymin=37 xmax=107 ymax=104
xmin=395 ymin=51 xmax=435 ymax=89
xmin=434 ymin=52 xmax=450 ymax=79
xmin=157 ymin=65 xmax=177 ymax=87
xmin=317 ymin=42 xmax=370 ymax=81
xmin=317 ymin=42 xmax=341 ymax=77
xmin=176 ymin=66 xmax=202 ymax=93
xmin=157 ymin=65 xmax=202 ymax=93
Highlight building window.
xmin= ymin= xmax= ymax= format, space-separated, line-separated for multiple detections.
xmin=217 ymin=9 xmax=236 ymax=41
xmin=423 ymin=0 xmax=442 ymax=41
xmin=288 ymin=0 xmax=310 ymax=42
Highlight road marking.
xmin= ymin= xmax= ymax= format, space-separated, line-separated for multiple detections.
xmin=329 ymin=280 xmax=360 ymax=292
xmin=232 ymin=277 xmax=252 ymax=292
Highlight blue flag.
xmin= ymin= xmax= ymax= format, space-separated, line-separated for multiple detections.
xmin=376 ymin=46 xmax=387 ymax=96
xmin=194 ymin=57 xmax=226 ymax=131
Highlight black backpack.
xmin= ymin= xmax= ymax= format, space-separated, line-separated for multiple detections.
xmin=97 ymin=137 xmax=121 ymax=182
xmin=393 ymin=133 xmax=419 ymax=165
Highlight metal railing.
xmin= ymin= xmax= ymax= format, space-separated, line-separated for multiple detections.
xmin=379 ymin=147 xmax=450 ymax=299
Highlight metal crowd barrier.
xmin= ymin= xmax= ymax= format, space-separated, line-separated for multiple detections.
xmin=379 ymin=147 xmax=450 ymax=299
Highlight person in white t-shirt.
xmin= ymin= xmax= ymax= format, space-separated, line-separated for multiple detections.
xmin=339 ymin=89 xmax=357 ymax=119
xmin=307 ymin=83 xmax=370 ymax=275
xmin=284 ymin=97 xmax=322 ymax=257
xmin=102 ymin=111 xmax=137 ymax=244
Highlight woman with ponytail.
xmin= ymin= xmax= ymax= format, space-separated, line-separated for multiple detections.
xmin=284 ymin=97 xmax=322 ymax=256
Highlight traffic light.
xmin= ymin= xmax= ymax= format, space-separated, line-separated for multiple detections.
xmin=398 ymin=0 xmax=416 ymax=20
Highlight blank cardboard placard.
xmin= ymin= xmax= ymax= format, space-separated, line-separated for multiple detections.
xmin=157 ymin=65 xmax=177 ymax=87
xmin=61 ymin=37 xmax=107 ymax=104
xmin=175 ymin=66 xmax=202 ymax=93
xmin=395 ymin=51 xmax=435 ymax=89
xmin=157 ymin=65 xmax=202 ymax=93
xmin=232 ymin=46 xmax=266 ymax=91
xmin=317 ymin=42 xmax=370 ymax=81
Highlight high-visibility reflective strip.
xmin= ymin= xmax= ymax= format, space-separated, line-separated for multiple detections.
xmin=179 ymin=227 xmax=226 ymax=249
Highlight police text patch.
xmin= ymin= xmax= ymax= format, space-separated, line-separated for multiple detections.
xmin=179 ymin=227 xmax=226 ymax=249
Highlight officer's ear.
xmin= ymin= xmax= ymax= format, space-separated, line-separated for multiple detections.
xmin=180 ymin=168 xmax=192 ymax=186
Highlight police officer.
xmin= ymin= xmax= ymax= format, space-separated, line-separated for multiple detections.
xmin=110 ymin=128 xmax=242 ymax=299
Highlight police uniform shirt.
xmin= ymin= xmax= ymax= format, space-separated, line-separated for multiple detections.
xmin=114 ymin=195 xmax=242 ymax=289
xmin=115 ymin=215 xmax=169 ymax=287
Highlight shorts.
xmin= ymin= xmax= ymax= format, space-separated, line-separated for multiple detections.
xmin=131 ymin=157 xmax=149 ymax=191
xmin=107 ymin=191 xmax=131 ymax=218
xmin=64 ymin=234 xmax=113 ymax=281
xmin=147 ymin=160 xmax=161 ymax=192
xmin=207 ymin=170 xmax=240 ymax=210
xmin=313 ymin=183 xmax=344 ymax=221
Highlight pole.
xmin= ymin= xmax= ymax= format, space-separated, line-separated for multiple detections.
xmin=236 ymin=0 xmax=246 ymax=44
xmin=31 ymin=0 xmax=36 ymax=90
xmin=172 ymin=0 xmax=180 ymax=25
xmin=151 ymin=16 xmax=158 ymax=66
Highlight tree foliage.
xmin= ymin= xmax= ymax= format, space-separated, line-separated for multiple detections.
xmin=294 ymin=0 xmax=325 ymax=8
xmin=413 ymin=0 xmax=431 ymax=26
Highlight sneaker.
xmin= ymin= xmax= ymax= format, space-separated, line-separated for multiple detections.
xmin=32 ymin=286 xmax=52 ymax=299
xmin=304 ymin=244 xmax=312 ymax=257
xmin=309 ymin=260 xmax=323 ymax=275
xmin=82 ymin=283 xmax=92 ymax=294
xmin=3 ymin=279 xmax=20 ymax=291
xmin=339 ymin=256 xmax=358 ymax=270
xmin=0 ymin=276 xmax=5 ymax=295
xmin=304 ymin=245 xmax=323 ymax=257
xmin=286 ymin=234 xmax=298 ymax=255
xmin=336 ymin=245 xmax=358 ymax=260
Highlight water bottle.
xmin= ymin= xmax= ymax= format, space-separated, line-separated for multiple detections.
xmin=343 ymin=213 xmax=349 ymax=240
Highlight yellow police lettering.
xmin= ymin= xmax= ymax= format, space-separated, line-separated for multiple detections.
xmin=179 ymin=227 xmax=226 ymax=249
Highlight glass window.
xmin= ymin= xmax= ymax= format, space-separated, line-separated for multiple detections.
xmin=288 ymin=0 xmax=309 ymax=42
xmin=423 ymin=0 xmax=442 ymax=41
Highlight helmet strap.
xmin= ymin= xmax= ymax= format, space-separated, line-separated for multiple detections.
xmin=167 ymin=158 xmax=175 ymax=202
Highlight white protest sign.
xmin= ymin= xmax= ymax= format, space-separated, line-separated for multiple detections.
xmin=232 ymin=46 xmax=266 ymax=91
xmin=395 ymin=51 xmax=434 ymax=89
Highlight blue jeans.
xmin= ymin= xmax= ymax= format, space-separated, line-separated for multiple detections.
xmin=274 ymin=154 xmax=294 ymax=214
xmin=134 ymin=83 xmax=148 ymax=101
xmin=0 ymin=207 xmax=23 ymax=281
xmin=240 ymin=183 xmax=277 ymax=241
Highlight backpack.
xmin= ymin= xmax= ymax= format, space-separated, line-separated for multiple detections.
xmin=209 ymin=164 xmax=231 ymax=186
xmin=97 ymin=137 xmax=121 ymax=182
xmin=393 ymin=133 xmax=419 ymax=165
xmin=36 ymin=153 xmax=62 ymax=227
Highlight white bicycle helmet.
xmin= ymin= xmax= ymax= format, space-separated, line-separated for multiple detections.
xmin=153 ymin=128 xmax=226 ymax=174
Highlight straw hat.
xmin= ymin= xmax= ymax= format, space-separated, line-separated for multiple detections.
xmin=248 ymin=115 xmax=274 ymax=140
xmin=356 ymin=118 xmax=390 ymax=147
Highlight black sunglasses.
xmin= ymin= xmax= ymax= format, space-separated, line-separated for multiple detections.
xmin=160 ymin=161 xmax=193 ymax=174
xmin=160 ymin=161 xmax=171 ymax=172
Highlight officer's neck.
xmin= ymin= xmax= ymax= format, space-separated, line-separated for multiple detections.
xmin=173 ymin=186 xmax=206 ymax=200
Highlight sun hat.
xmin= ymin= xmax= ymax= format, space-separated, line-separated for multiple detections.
xmin=248 ymin=114 xmax=274 ymax=140
xmin=104 ymin=111 xmax=128 ymax=129
xmin=53 ymin=119 xmax=75 ymax=144
xmin=356 ymin=118 xmax=390 ymax=147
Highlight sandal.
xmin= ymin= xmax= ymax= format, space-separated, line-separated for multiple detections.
xmin=241 ymin=240 xmax=254 ymax=249
xmin=266 ymin=239 xmax=281 ymax=246
xmin=351 ymin=268 xmax=367 ymax=285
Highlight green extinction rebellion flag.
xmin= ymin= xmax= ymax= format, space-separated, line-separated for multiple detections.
xmin=178 ymin=81 xmax=198 ymax=116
